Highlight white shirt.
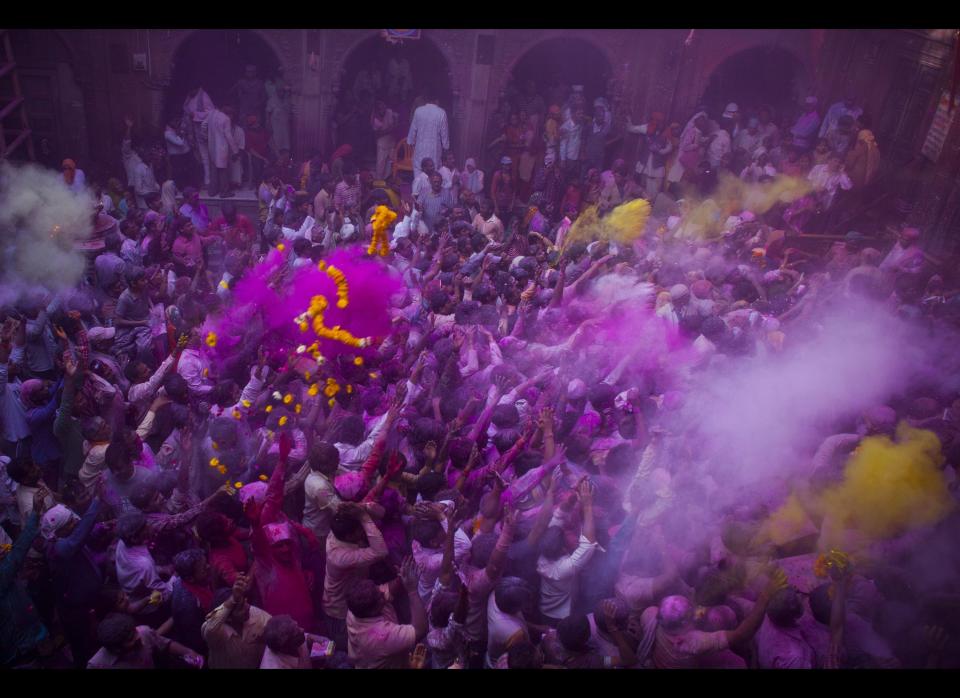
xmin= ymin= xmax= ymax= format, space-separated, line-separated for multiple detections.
xmin=165 ymin=127 xmax=191 ymax=156
xmin=536 ymin=534 xmax=599 ymax=620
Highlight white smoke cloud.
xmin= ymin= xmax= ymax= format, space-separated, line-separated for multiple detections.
xmin=0 ymin=161 xmax=95 ymax=306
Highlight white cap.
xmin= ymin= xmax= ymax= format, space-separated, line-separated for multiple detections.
xmin=722 ymin=103 xmax=739 ymax=119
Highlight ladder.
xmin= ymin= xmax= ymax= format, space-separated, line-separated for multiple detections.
xmin=0 ymin=28 xmax=35 ymax=161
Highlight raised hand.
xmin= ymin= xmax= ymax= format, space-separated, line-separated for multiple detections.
xmin=278 ymin=432 xmax=294 ymax=463
xmin=423 ymin=441 xmax=437 ymax=462
xmin=33 ymin=486 xmax=50 ymax=514
xmin=400 ymin=556 xmax=419 ymax=591
xmin=410 ymin=643 xmax=427 ymax=669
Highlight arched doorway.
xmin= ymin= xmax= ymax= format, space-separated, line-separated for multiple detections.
xmin=164 ymin=30 xmax=282 ymax=123
xmin=9 ymin=29 xmax=88 ymax=169
xmin=700 ymin=45 xmax=807 ymax=123
xmin=332 ymin=34 xmax=453 ymax=168
xmin=507 ymin=37 xmax=612 ymax=112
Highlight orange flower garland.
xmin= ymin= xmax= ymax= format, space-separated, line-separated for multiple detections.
xmin=368 ymin=205 xmax=397 ymax=257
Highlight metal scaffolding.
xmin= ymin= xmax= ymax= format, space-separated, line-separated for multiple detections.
xmin=0 ymin=28 xmax=35 ymax=161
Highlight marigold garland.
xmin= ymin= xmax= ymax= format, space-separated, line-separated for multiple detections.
xmin=368 ymin=205 xmax=397 ymax=257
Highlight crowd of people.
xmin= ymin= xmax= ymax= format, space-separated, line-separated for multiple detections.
xmin=2 ymin=68 xmax=960 ymax=672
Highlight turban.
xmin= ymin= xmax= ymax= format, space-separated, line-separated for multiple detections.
xmin=41 ymin=505 xmax=79 ymax=541
xmin=19 ymin=379 xmax=45 ymax=408
xmin=263 ymin=522 xmax=294 ymax=545
xmin=238 ymin=482 xmax=268 ymax=507
xmin=659 ymin=595 xmax=694 ymax=630
xmin=567 ymin=379 xmax=587 ymax=401
xmin=669 ymin=284 xmax=689 ymax=301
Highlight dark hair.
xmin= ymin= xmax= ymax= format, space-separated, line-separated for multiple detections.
xmin=262 ymin=615 xmax=303 ymax=655
xmin=557 ymin=614 xmax=592 ymax=652
xmin=196 ymin=510 xmax=230 ymax=544
xmin=336 ymin=415 xmax=365 ymax=446
xmin=6 ymin=458 xmax=35 ymax=484
xmin=587 ymin=382 xmax=616 ymax=411
xmin=494 ymin=577 xmax=531 ymax=615
xmin=346 ymin=579 xmax=383 ymax=618
xmin=563 ymin=434 xmax=592 ymax=464
xmin=426 ymin=289 xmax=451 ymax=313
xmin=429 ymin=590 xmax=458 ymax=628
xmin=507 ymin=641 xmax=540 ymax=669
xmin=105 ymin=441 xmax=131 ymax=474
xmin=410 ymin=518 xmax=443 ymax=547
xmin=469 ymin=532 xmax=497 ymax=568
xmin=605 ymin=443 xmax=634 ymax=476
xmin=173 ymin=548 xmax=206 ymax=581
xmin=212 ymin=587 xmax=233 ymax=611
xmin=492 ymin=429 xmax=520 ymax=454
xmin=491 ymin=404 xmax=520 ymax=429
xmin=123 ymin=361 xmax=146 ymax=385
xmin=416 ymin=472 xmax=446 ymax=501
xmin=97 ymin=613 xmax=137 ymax=650
xmin=163 ymin=374 xmax=190 ymax=404
xmin=539 ymin=526 xmax=568 ymax=561
xmin=513 ymin=450 xmax=542 ymax=476
xmin=130 ymin=481 xmax=159 ymax=511
xmin=766 ymin=586 xmax=803 ymax=627
xmin=410 ymin=418 xmax=445 ymax=447
xmin=330 ymin=512 xmax=362 ymax=542
xmin=808 ymin=583 xmax=833 ymax=625
xmin=309 ymin=442 xmax=340 ymax=474
xmin=116 ymin=510 xmax=147 ymax=544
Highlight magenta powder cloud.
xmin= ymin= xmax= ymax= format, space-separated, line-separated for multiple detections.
xmin=201 ymin=246 xmax=400 ymax=368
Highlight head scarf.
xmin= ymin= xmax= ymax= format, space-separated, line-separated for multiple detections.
xmin=334 ymin=472 xmax=366 ymax=501
xmin=263 ymin=522 xmax=294 ymax=545
xmin=161 ymin=180 xmax=178 ymax=216
xmin=238 ymin=482 xmax=268 ymax=507
xmin=857 ymin=129 xmax=881 ymax=184
xmin=659 ymin=595 xmax=694 ymax=631
xmin=19 ymin=379 xmax=45 ymax=408
xmin=567 ymin=379 xmax=587 ymax=401
xmin=41 ymin=505 xmax=80 ymax=541
xmin=62 ymin=159 xmax=77 ymax=186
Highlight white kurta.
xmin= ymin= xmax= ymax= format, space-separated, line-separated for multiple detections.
xmin=407 ymin=103 xmax=449 ymax=178
xmin=203 ymin=110 xmax=238 ymax=169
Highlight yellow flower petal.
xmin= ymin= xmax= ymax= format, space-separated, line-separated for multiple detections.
xmin=283 ymin=394 xmax=293 ymax=404
xmin=205 ymin=332 xmax=218 ymax=348
xmin=234 ymin=482 xmax=243 ymax=490
xmin=241 ymin=399 xmax=252 ymax=408
xmin=354 ymin=356 xmax=364 ymax=366
xmin=259 ymin=474 xmax=268 ymax=481
xmin=232 ymin=410 xmax=242 ymax=420
xmin=308 ymin=384 xmax=319 ymax=397
xmin=277 ymin=243 xmax=285 ymax=252
xmin=209 ymin=457 xmax=220 ymax=467
xmin=265 ymin=405 xmax=273 ymax=413
xmin=278 ymin=415 xmax=288 ymax=426
xmin=295 ymin=404 xmax=302 ymax=414
xmin=328 ymin=398 xmax=336 ymax=407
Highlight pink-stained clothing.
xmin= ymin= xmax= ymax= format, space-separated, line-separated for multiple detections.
xmin=653 ymin=627 xmax=729 ymax=669
xmin=322 ymin=516 xmax=388 ymax=621
xmin=755 ymin=617 xmax=816 ymax=669
xmin=209 ymin=536 xmax=250 ymax=587
xmin=251 ymin=458 xmax=316 ymax=631
xmin=347 ymin=585 xmax=417 ymax=669
xmin=177 ymin=348 xmax=214 ymax=396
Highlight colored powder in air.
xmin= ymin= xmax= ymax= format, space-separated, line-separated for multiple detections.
xmin=603 ymin=198 xmax=652 ymax=244
xmin=761 ymin=493 xmax=819 ymax=548
xmin=819 ymin=423 xmax=953 ymax=541
xmin=202 ymin=246 xmax=400 ymax=370
xmin=563 ymin=199 xmax=652 ymax=251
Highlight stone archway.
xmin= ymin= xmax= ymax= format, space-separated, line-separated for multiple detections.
xmin=163 ymin=29 xmax=285 ymax=122
xmin=700 ymin=44 xmax=809 ymax=123
xmin=506 ymin=36 xmax=614 ymax=111
xmin=327 ymin=31 xmax=456 ymax=166
xmin=8 ymin=29 xmax=89 ymax=167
